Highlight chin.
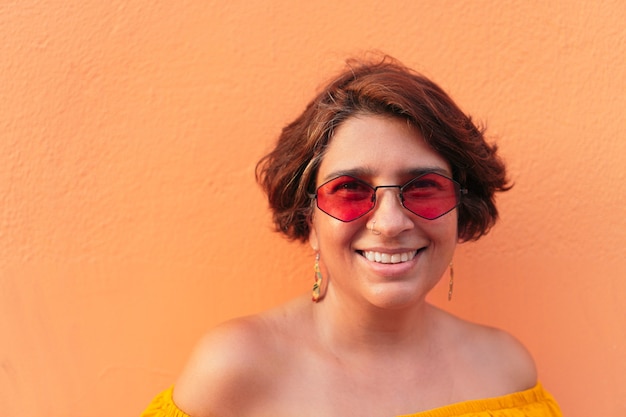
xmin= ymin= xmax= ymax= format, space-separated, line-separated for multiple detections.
xmin=364 ymin=284 xmax=428 ymax=310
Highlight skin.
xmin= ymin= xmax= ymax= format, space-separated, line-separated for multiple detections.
xmin=173 ymin=115 xmax=537 ymax=417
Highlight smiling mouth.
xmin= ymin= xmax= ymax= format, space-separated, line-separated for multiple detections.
xmin=358 ymin=249 xmax=421 ymax=264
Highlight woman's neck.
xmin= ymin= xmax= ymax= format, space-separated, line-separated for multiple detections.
xmin=310 ymin=290 xmax=437 ymax=359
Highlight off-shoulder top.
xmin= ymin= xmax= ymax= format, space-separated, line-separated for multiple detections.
xmin=140 ymin=383 xmax=563 ymax=417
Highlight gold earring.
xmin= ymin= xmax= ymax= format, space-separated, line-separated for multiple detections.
xmin=312 ymin=253 xmax=323 ymax=302
xmin=448 ymin=261 xmax=454 ymax=301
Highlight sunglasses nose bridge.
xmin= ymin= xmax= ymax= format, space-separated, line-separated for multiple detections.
xmin=370 ymin=185 xmax=404 ymax=211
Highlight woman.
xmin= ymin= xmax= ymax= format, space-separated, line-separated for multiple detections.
xmin=141 ymin=56 xmax=562 ymax=416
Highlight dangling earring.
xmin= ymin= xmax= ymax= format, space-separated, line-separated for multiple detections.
xmin=312 ymin=253 xmax=323 ymax=302
xmin=448 ymin=261 xmax=454 ymax=301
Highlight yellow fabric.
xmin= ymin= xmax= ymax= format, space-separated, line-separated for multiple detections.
xmin=397 ymin=383 xmax=563 ymax=417
xmin=140 ymin=383 xmax=562 ymax=417
xmin=140 ymin=387 xmax=190 ymax=417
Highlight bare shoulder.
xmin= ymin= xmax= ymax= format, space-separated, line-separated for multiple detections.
xmin=172 ymin=315 xmax=277 ymax=417
xmin=172 ymin=299 xmax=309 ymax=417
xmin=434 ymin=307 xmax=538 ymax=395
xmin=467 ymin=322 xmax=538 ymax=389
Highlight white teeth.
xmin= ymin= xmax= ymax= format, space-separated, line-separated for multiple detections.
xmin=363 ymin=250 xmax=417 ymax=264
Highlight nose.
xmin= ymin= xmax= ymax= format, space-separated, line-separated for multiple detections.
xmin=368 ymin=187 xmax=414 ymax=236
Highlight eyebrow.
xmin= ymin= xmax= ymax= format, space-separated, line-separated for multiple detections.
xmin=322 ymin=166 xmax=452 ymax=183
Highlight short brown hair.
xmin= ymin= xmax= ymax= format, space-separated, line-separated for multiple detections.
xmin=256 ymin=55 xmax=511 ymax=243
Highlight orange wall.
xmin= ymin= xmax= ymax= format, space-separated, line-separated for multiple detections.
xmin=1 ymin=1 xmax=625 ymax=416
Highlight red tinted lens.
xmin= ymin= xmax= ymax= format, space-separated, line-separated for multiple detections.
xmin=315 ymin=176 xmax=375 ymax=222
xmin=401 ymin=173 xmax=460 ymax=219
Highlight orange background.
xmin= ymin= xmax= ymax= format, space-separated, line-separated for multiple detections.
xmin=1 ymin=1 xmax=625 ymax=416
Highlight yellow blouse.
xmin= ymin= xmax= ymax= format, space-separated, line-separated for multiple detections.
xmin=140 ymin=383 xmax=562 ymax=417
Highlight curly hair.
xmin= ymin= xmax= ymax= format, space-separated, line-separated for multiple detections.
xmin=256 ymin=55 xmax=511 ymax=243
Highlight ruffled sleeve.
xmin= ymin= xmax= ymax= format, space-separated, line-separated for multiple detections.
xmin=140 ymin=386 xmax=192 ymax=417
xmin=397 ymin=383 xmax=563 ymax=417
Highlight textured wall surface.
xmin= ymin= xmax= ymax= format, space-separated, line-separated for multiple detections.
xmin=1 ymin=1 xmax=625 ymax=416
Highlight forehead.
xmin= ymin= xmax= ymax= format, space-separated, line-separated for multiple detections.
xmin=317 ymin=114 xmax=451 ymax=182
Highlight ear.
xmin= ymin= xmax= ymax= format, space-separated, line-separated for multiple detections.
xmin=308 ymin=215 xmax=319 ymax=252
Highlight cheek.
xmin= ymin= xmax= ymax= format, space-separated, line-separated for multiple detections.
xmin=443 ymin=215 xmax=459 ymax=238
xmin=423 ymin=213 xmax=459 ymax=244
xmin=310 ymin=214 xmax=360 ymax=251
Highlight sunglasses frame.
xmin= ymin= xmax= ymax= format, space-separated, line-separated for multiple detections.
xmin=310 ymin=172 xmax=468 ymax=222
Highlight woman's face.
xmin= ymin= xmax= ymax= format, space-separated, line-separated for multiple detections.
xmin=309 ymin=114 xmax=458 ymax=309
